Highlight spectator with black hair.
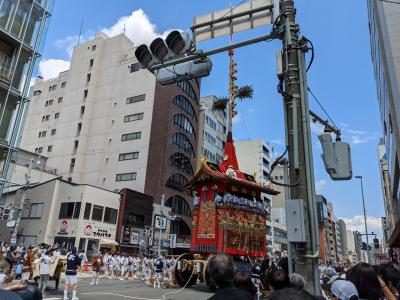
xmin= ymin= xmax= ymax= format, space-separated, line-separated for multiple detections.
xmin=266 ymin=288 xmax=316 ymax=300
xmin=267 ymin=269 xmax=290 ymax=291
xmin=234 ymin=272 xmax=257 ymax=298
xmin=377 ymin=262 xmax=400 ymax=297
xmin=289 ymin=273 xmax=306 ymax=290
xmin=347 ymin=262 xmax=396 ymax=300
xmin=207 ymin=254 xmax=253 ymax=300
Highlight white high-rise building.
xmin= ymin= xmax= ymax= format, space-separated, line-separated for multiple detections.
xmin=346 ymin=229 xmax=357 ymax=263
xmin=197 ymin=95 xmax=227 ymax=167
xmin=236 ymin=140 xmax=287 ymax=254
xmin=21 ymin=32 xmax=155 ymax=192
xmin=19 ymin=33 xmax=201 ymax=244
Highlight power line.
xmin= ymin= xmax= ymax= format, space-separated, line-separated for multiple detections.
xmin=307 ymin=87 xmax=340 ymax=131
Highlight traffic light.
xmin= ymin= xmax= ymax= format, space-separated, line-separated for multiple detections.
xmin=361 ymin=242 xmax=367 ymax=250
xmin=318 ymin=133 xmax=352 ymax=180
xmin=373 ymin=238 xmax=380 ymax=249
xmin=135 ymin=30 xmax=212 ymax=85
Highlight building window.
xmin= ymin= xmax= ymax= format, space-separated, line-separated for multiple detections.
xmin=172 ymin=133 xmax=195 ymax=157
xmin=74 ymin=140 xmax=79 ymax=151
xmin=59 ymin=202 xmax=80 ymax=219
xmin=47 ymin=145 xmax=53 ymax=152
xmin=124 ymin=113 xmax=144 ymax=122
xmin=116 ymin=172 xmax=137 ymax=181
xmin=70 ymin=158 xmax=75 ymax=171
xmin=103 ymin=207 xmax=118 ymax=224
xmin=45 ymin=115 xmax=50 ymax=121
xmin=37 ymin=147 xmax=43 ymax=154
xmin=49 ymin=100 xmax=54 ymax=106
xmin=169 ymin=153 xmax=194 ymax=176
xmin=49 ymin=85 xmax=57 ymax=92
xmin=84 ymin=90 xmax=88 ymax=98
xmin=121 ymin=132 xmax=141 ymax=141
xmin=33 ymin=90 xmax=41 ymax=96
xmin=166 ymin=173 xmax=188 ymax=192
xmin=61 ymin=82 xmax=66 ymax=88
xmin=55 ymin=113 xmax=60 ymax=119
xmin=77 ymin=123 xmax=82 ymax=135
xmin=177 ymin=81 xmax=198 ymax=103
xmin=89 ymin=59 xmax=94 ymax=68
xmin=92 ymin=205 xmax=103 ymax=221
xmin=165 ymin=195 xmax=192 ymax=217
xmin=42 ymin=116 xmax=45 ymax=122
xmin=67 ymin=177 xmax=72 ymax=182
xmin=130 ymin=63 xmax=140 ymax=73
xmin=84 ymin=203 xmax=92 ymax=220
xmin=86 ymin=74 xmax=91 ymax=82
xmin=173 ymin=114 xmax=196 ymax=137
xmin=41 ymin=131 xmax=47 ymax=137
xmin=173 ymin=95 xmax=197 ymax=121
xmin=126 ymin=94 xmax=145 ymax=104
xmin=58 ymin=97 xmax=63 ymax=103
xmin=22 ymin=203 xmax=44 ymax=219
xmin=51 ymin=129 xmax=56 ymax=135
xmin=81 ymin=106 xmax=85 ymax=115
xmin=119 ymin=152 xmax=139 ymax=161
xmin=127 ymin=213 xmax=145 ymax=227
xmin=92 ymin=45 xmax=96 ymax=51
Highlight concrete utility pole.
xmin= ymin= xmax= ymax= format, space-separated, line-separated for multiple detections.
xmin=280 ymin=0 xmax=320 ymax=294
xmin=157 ymin=194 xmax=165 ymax=256
xmin=12 ymin=158 xmax=33 ymax=245
xmin=355 ymin=176 xmax=370 ymax=264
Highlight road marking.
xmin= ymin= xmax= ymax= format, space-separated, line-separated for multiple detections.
xmin=80 ymin=292 xmax=163 ymax=300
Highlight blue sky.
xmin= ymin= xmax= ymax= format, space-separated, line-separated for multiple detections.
xmin=40 ymin=0 xmax=385 ymax=237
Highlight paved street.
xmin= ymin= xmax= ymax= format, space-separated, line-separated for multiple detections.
xmin=38 ymin=274 xmax=213 ymax=300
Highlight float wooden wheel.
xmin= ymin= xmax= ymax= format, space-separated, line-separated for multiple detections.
xmin=173 ymin=253 xmax=198 ymax=288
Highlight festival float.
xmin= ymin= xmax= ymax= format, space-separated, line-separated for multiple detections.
xmin=173 ymin=45 xmax=279 ymax=291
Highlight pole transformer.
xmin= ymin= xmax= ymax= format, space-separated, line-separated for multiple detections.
xmin=280 ymin=0 xmax=320 ymax=294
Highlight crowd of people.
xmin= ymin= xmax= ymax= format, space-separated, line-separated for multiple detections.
xmin=0 ymin=241 xmax=179 ymax=299
xmin=3 ymin=241 xmax=400 ymax=300
xmin=213 ymin=254 xmax=400 ymax=300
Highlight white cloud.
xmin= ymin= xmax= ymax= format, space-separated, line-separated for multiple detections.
xmin=102 ymin=9 xmax=176 ymax=47
xmin=342 ymin=128 xmax=379 ymax=145
xmin=54 ymin=35 xmax=80 ymax=58
xmin=46 ymin=9 xmax=178 ymax=81
xmin=315 ymin=179 xmax=327 ymax=192
xmin=342 ymin=215 xmax=383 ymax=238
xmin=39 ymin=59 xmax=70 ymax=80
xmin=311 ymin=122 xmax=324 ymax=135
xmin=271 ymin=139 xmax=283 ymax=145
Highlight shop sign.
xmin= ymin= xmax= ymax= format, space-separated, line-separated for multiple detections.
xmin=129 ymin=231 xmax=139 ymax=245
xmin=169 ymin=234 xmax=177 ymax=248
xmin=176 ymin=242 xmax=191 ymax=249
xmin=83 ymin=224 xmax=112 ymax=238
xmin=154 ymin=215 xmax=167 ymax=229
xmin=58 ymin=220 xmax=69 ymax=235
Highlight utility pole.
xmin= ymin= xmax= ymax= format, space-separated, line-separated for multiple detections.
xmin=280 ymin=0 xmax=320 ymax=295
xmin=355 ymin=176 xmax=370 ymax=263
xmin=157 ymin=194 xmax=165 ymax=256
xmin=12 ymin=157 xmax=33 ymax=245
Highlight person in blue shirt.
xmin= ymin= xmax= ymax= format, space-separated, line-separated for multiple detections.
xmin=63 ymin=247 xmax=81 ymax=300
xmin=154 ymin=256 xmax=164 ymax=288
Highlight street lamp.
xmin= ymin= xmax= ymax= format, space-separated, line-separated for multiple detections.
xmin=355 ymin=175 xmax=370 ymax=264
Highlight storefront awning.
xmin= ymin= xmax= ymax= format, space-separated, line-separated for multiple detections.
xmin=99 ymin=238 xmax=118 ymax=246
